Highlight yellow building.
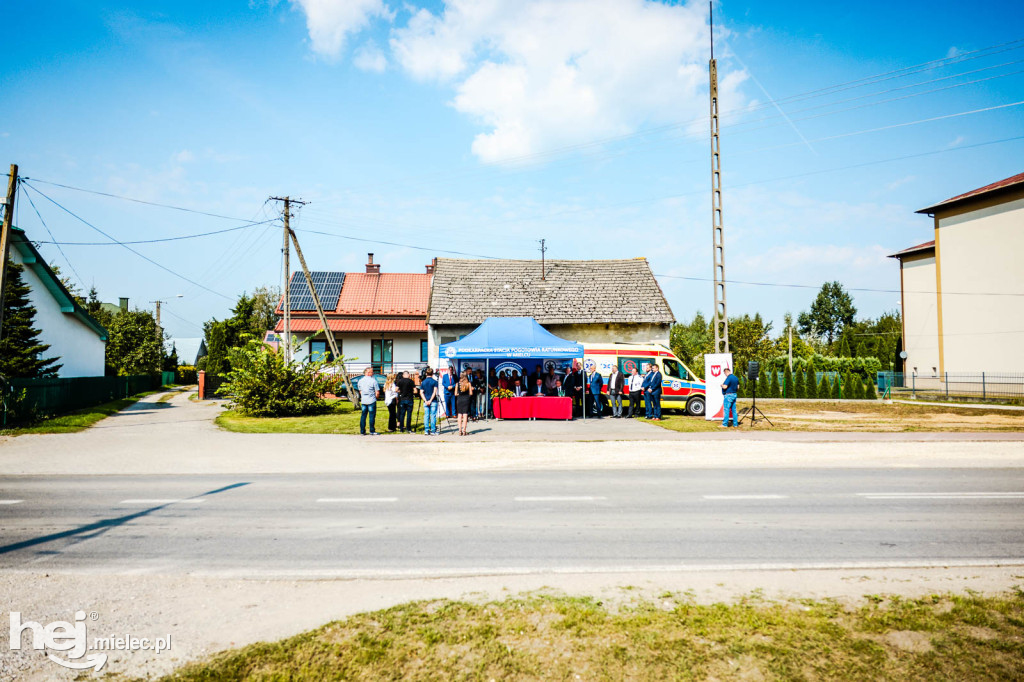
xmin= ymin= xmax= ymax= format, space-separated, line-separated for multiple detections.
xmin=890 ymin=171 xmax=1024 ymax=378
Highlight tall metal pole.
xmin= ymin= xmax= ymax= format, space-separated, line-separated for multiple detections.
xmin=281 ymin=197 xmax=292 ymax=363
xmin=709 ymin=3 xmax=729 ymax=353
xmin=0 ymin=164 xmax=19 ymax=342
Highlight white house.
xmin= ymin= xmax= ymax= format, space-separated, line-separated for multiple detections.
xmin=7 ymin=226 xmax=107 ymax=377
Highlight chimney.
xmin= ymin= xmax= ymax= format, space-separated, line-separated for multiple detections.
xmin=426 ymin=257 xmax=437 ymax=275
xmin=119 ymin=297 xmax=129 ymax=312
xmin=365 ymin=253 xmax=380 ymax=274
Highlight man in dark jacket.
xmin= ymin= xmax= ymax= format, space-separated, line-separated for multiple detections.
xmin=607 ymin=366 xmax=626 ymax=417
xmin=643 ymin=363 xmax=664 ymax=420
xmin=588 ymin=370 xmax=604 ymax=417
xmin=396 ymin=371 xmax=416 ymax=432
xmin=563 ymin=365 xmax=583 ymax=417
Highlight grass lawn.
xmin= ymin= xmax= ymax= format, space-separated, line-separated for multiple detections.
xmin=0 ymin=390 xmax=163 ymax=436
xmin=216 ymin=400 xmax=423 ymax=435
xmin=157 ymin=591 xmax=1024 ymax=681
xmin=652 ymin=399 xmax=1024 ymax=433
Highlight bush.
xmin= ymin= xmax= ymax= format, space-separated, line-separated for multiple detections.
xmin=832 ymin=373 xmax=842 ymax=399
xmin=819 ymin=375 xmax=832 ymax=399
xmin=177 ymin=365 xmax=197 ymax=385
xmin=767 ymin=371 xmax=780 ymax=398
xmin=783 ymin=365 xmax=793 ymax=398
xmin=851 ymin=374 xmax=865 ymax=399
xmin=220 ymin=340 xmax=342 ymax=417
xmin=794 ymin=371 xmax=806 ymax=399
xmin=805 ymin=363 xmax=818 ymax=400
xmin=864 ymin=377 xmax=878 ymax=400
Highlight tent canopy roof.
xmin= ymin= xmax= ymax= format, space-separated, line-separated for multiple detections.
xmin=439 ymin=317 xmax=583 ymax=360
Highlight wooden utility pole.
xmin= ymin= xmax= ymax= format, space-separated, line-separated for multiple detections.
xmin=280 ymin=198 xmax=293 ymax=362
xmin=0 ymin=164 xmax=19 ymax=342
xmin=709 ymin=3 xmax=729 ymax=353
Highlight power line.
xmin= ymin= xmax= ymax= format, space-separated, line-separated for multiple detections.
xmin=20 ymin=177 xmax=256 ymax=222
xmin=33 ymin=218 xmax=278 ymax=246
xmin=653 ymin=273 xmax=1024 ymax=297
xmin=19 ymin=183 xmax=87 ymax=291
xmin=292 ymin=227 xmax=501 ymax=259
xmin=21 ymin=182 xmax=233 ymax=301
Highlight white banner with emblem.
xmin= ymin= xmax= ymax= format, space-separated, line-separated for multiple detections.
xmin=703 ymin=353 xmax=734 ymax=421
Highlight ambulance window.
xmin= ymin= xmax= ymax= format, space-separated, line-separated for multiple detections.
xmin=663 ymin=359 xmax=684 ymax=379
xmin=619 ymin=357 xmax=644 ymax=375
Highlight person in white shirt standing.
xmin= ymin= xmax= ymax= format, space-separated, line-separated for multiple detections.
xmin=357 ymin=367 xmax=380 ymax=436
xmin=627 ymin=367 xmax=644 ymax=418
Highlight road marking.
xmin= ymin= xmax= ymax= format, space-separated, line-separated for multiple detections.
xmin=119 ymin=499 xmax=205 ymax=505
xmin=514 ymin=496 xmax=607 ymax=502
xmin=0 ymin=500 xmax=24 ymax=505
xmin=703 ymin=494 xmax=789 ymax=500
xmin=858 ymin=492 xmax=1024 ymax=500
xmin=317 ymin=497 xmax=398 ymax=503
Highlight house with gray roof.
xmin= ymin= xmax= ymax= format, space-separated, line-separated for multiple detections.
xmin=426 ymin=257 xmax=675 ymax=365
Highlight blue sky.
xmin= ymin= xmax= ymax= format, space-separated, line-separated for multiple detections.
xmin=3 ymin=0 xmax=1023 ymax=340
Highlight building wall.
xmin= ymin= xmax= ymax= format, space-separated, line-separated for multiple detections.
xmin=10 ymin=249 xmax=106 ymax=378
xmin=900 ymin=253 xmax=940 ymax=377
xmin=289 ymin=331 xmax=427 ymax=372
xmin=428 ymin=322 xmax=671 ymax=366
xmin=937 ymin=196 xmax=1024 ymax=374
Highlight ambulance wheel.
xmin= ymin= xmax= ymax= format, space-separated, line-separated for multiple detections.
xmin=686 ymin=396 xmax=705 ymax=416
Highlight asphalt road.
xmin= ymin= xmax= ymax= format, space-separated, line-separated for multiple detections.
xmin=1 ymin=468 xmax=1022 ymax=577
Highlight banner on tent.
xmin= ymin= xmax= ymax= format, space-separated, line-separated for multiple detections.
xmin=704 ymin=353 xmax=733 ymax=421
xmin=443 ymin=345 xmax=581 ymax=359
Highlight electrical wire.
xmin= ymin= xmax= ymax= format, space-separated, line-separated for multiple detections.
xmin=20 ymin=181 xmax=233 ymax=301
xmin=292 ymin=227 xmax=501 ymax=259
xmin=32 ymin=218 xmax=278 ymax=246
xmin=653 ymin=273 xmax=1024 ymax=298
xmin=19 ymin=182 xmax=87 ymax=291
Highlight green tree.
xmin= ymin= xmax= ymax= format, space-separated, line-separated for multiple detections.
xmin=768 ymin=370 xmax=780 ymax=398
xmin=820 ymin=375 xmax=832 ymax=400
xmin=838 ymin=334 xmax=852 ymax=358
xmin=794 ymin=370 xmax=806 ymax=399
xmin=864 ymin=376 xmax=878 ymax=400
xmin=669 ymin=312 xmax=711 ymax=376
xmin=205 ymin=321 xmax=229 ymax=377
xmin=797 ymin=281 xmax=857 ymax=345
xmin=831 ymin=373 xmax=841 ymax=399
xmin=805 ymin=362 xmax=818 ymax=400
xmin=162 ymin=343 xmax=179 ymax=372
xmin=851 ymin=373 xmax=865 ymax=399
xmin=783 ymin=364 xmax=793 ymax=398
xmin=0 ymin=261 xmax=62 ymax=378
xmin=220 ymin=339 xmax=342 ymax=417
xmin=105 ymin=310 xmax=162 ymax=375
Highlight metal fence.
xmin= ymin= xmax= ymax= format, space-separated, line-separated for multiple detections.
xmin=877 ymin=372 xmax=1024 ymax=400
xmin=2 ymin=373 xmax=171 ymax=425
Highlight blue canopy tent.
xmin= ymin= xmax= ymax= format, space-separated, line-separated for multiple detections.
xmin=438 ymin=317 xmax=585 ymax=420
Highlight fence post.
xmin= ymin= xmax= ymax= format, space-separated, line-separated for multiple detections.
xmin=945 ymin=372 xmax=949 ymax=399
xmin=198 ymin=371 xmax=206 ymax=400
xmin=982 ymin=372 xmax=986 ymax=400
xmin=912 ymin=373 xmax=916 ymax=399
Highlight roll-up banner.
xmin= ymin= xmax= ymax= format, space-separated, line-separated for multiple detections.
xmin=704 ymin=353 xmax=734 ymax=421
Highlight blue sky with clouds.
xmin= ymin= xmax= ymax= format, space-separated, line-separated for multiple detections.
xmin=3 ymin=0 xmax=1023 ymax=339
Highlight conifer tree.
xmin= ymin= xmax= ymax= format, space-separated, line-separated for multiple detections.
xmin=0 ymin=260 xmax=61 ymax=378
xmin=805 ymin=363 xmax=818 ymax=400
xmin=832 ymin=373 xmax=842 ymax=399
xmin=768 ymin=370 xmax=780 ymax=398
xmin=851 ymin=373 xmax=865 ymax=399
xmin=864 ymin=376 xmax=877 ymax=400
xmin=820 ymin=375 xmax=832 ymax=400
xmin=794 ymin=370 xmax=806 ymax=399
xmin=783 ymin=364 xmax=793 ymax=399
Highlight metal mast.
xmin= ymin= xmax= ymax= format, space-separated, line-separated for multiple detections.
xmin=709 ymin=2 xmax=729 ymax=352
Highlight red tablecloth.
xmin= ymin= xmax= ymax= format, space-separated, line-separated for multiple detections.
xmin=492 ymin=397 xmax=572 ymax=420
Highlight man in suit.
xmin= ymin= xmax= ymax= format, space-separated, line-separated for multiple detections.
xmin=607 ymin=365 xmax=626 ymax=418
xmin=588 ymin=370 xmax=604 ymax=417
xmin=440 ymin=366 xmax=457 ymax=420
xmin=564 ymin=364 xmax=583 ymax=417
xmin=644 ymin=362 xmax=664 ymax=421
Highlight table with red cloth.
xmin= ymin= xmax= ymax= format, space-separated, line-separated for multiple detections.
xmin=492 ymin=397 xmax=572 ymax=420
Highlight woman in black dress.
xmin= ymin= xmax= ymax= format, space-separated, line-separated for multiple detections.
xmin=455 ymin=374 xmax=474 ymax=436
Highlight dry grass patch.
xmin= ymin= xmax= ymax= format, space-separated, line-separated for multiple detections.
xmin=156 ymin=591 xmax=1024 ymax=681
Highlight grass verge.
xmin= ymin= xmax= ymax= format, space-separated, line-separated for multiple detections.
xmin=216 ymin=400 xmax=422 ymax=435
xmin=156 ymin=591 xmax=1024 ymax=681
xmin=0 ymin=390 xmax=163 ymax=436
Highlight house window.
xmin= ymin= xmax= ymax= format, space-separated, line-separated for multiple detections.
xmin=371 ymin=339 xmax=393 ymax=374
xmin=420 ymin=339 xmax=428 ymax=363
xmin=309 ymin=339 xmax=335 ymax=362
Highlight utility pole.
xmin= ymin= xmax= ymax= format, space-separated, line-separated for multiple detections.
xmin=279 ymin=197 xmax=293 ymax=363
xmin=0 ymin=164 xmax=18 ymax=342
xmin=270 ymin=196 xmax=356 ymax=402
xmin=788 ymin=326 xmax=793 ymax=370
xmin=538 ymin=238 xmax=547 ymax=280
xmin=709 ymin=3 xmax=729 ymax=353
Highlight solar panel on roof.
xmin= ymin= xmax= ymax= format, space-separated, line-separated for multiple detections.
xmin=288 ymin=271 xmax=344 ymax=311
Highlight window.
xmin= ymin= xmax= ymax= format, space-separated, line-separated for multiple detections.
xmin=309 ymin=340 xmax=334 ymax=362
xmin=420 ymin=339 xmax=428 ymax=363
xmin=371 ymin=339 xmax=393 ymax=374
xmin=663 ymin=359 xmax=685 ymax=380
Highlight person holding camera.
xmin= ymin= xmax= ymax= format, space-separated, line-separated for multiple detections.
xmin=720 ymin=366 xmax=739 ymax=427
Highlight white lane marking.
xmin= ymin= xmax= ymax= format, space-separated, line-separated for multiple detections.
xmin=515 ymin=496 xmax=607 ymax=502
xmin=119 ymin=499 xmax=205 ymax=505
xmin=858 ymin=492 xmax=1024 ymax=499
xmin=703 ymin=495 xmax=789 ymax=500
xmin=317 ymin=497 xmax=398 ymax=503
xmin=0 ymin=500 xmax=24 ymax=505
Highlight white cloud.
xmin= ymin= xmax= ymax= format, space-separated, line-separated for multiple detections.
xmin=173 ymin=149 xmax=195 ymax=164
xmin=946 ymin=46 xmax=964 ymax=59
xmin=353 ymin=41 xmax=388 ymax=72
xmin=291 ymin=0 xmax=393 ymax=59
xmin=389 ymin=0 xmax=746 ymax=163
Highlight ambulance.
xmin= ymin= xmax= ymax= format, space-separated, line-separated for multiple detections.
xmin=582 ymin=343 xmax=706 ymax=416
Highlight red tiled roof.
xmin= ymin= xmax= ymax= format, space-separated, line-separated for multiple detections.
xmin=888 ymin=240 xmax=935 ymax=259
xmin=275 ymin=317 xmax=427 ymax=333
xmin=917 ymin=172 xmax=1024 ymax=214
xmin=334 ymin=272 xmax=430 ymax=315
xmin=275 ymin=272 xmax=431 ymax=316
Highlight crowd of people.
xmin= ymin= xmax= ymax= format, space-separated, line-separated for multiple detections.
xmin=353 ymin=360 xmax=668 ymax=436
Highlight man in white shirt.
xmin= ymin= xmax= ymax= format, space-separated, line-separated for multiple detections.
xmin=357 ymin=367 xmax=380 ymax=436
xmin=627 ymin=367 xmax=644 ymax=418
